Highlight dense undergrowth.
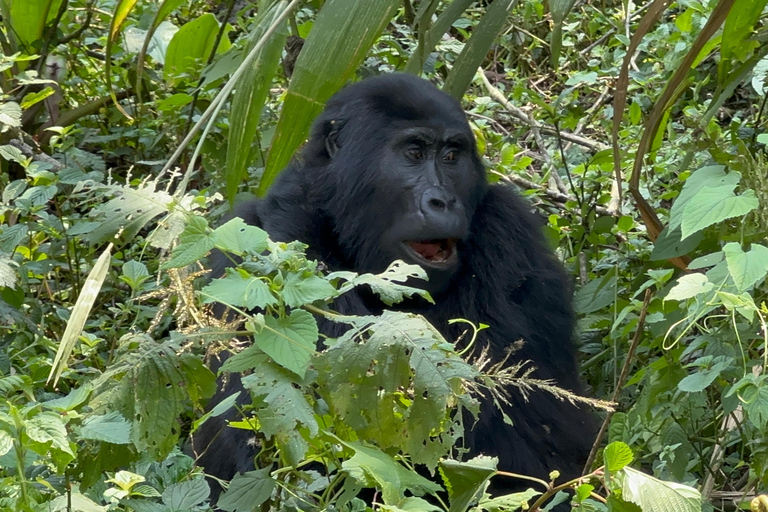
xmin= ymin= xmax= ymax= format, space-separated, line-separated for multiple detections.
xmin=0 ymin=0 xmax=767 ymax=510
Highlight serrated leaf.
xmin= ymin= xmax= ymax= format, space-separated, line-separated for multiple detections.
xmin=621 ymin=466 xmax=701 ymax=512
xmin=26 ymin=412 xmax=74 ymax=457
xmin=723 ymin=243 xmax=768 ymax=292
xmin=681 ymin=187 xmax=758 ymax=240
xmin=332 ymin=260 xmax=432 ymax=306
xmin=213 ymin=217 xmax=269 ymax=255
xmin=217 ymin=467 xmax=276 ymax=512
xmin=80 ymin=411 xmax=132 ymax=444
xmin=281 ymin=272 xmax=336 ymax=308
xmin=163 ymin=215 xmax=215 ymax=269
xmin=85 ymin=182 xmax=173 ymax=244
xmin=339 ymin=439 xmax=442 ymax=504
xmin=201 ymin=270 xmax=277 ymax=310
xmin=254 ymin=310 xmax=318 ymax=378
xmin=604 ymin=441 xmax=633 ymax=472
xmin=665 ymin=273 xmax=713 ymax=302
xmin=678 ymin=360 xmax=731 ymax=393
xmin=439 ymin=456 xmax=497 ymax=512
xmin=162 ymin=478 xmax=210 ymax=509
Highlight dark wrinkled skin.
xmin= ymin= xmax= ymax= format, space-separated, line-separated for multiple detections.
xmin=192 ymin=73 xmax=598 ymax=503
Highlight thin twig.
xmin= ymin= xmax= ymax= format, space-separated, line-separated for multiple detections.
xmin=582 ymin=289 xmax=652 ymax=473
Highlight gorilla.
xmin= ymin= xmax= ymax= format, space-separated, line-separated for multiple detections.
xmin=194 ymin=73 xmax=597 ymax=501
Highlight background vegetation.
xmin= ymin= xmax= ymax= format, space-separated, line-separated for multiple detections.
xmin=0 ymin=0 xmax=767 ymax=510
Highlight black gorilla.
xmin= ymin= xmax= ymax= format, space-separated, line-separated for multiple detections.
xmin=195 ymin=73 xmax=597 ymax=499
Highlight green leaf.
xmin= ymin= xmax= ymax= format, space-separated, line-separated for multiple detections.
xmin=201 ymin=270 xmax=277 ymax=310
xmin=42 ymin=385 xmax=91 ymax=412
xmin=339 ymin=439 xmax=442 ymax=504
xmin=604 ymin=441 xmax=633 ymax=472
xmin=650 ymin=226 xmax=703 ymax=261
xmin=331 ymin=260 xmax=433 ymax=306
xmin=678 ymin=358 xmax=731 ymax=393
xmin=681 ymin=188 xmax=758 ymax=240
xmin=549 ymin=0 xmax=577 ymax=67
xmin=163 ymin=216 xmax=215 ymax=269
xmin=26 ymin=411 xmax=74 ymax=457
xmin=573 ymin=268 xmax=617 ymax=314
xmin=742 ymin=379 xmax=768 ymax=429
xmin=85 ymin=182 xmax=173 ymax=245
xmin=0 ymin=430 xmax=13 ymax=457
xmin=439 ymin=456 xmax=497 ymax=512
xmin=217 ymin=468 xmax=276 ymax=512
xmin=212 ymin=217 xmax=269 ymax=255
xmin=255 ymin=310 xmax=318 ymax=378
xmin=80 ymin=412 xmax=132 ymax=444
xmin=281 ymin=272 xmax=336 ymax=308
xmin=668 ymin=165 xmax=730 ymax=232
xmin=226 ymin=2 xmax=288 ymax=204
xmin=164 ymin=13 xmax=230 ymax=81
xmin=719 ymin=0 xmax=768 ymax=82
xmin=722 ymin=243 xmax=768 ymax=292
xmin=620 ymin=466 xmax=701 ymax=512
xmin=0 ymin=0 xmax=59 ymax=49
xmin=258 ymin=0 xmax=400 ymax=194
xmin=443 ymin=0 xmax=518 ymax=98
xmin=162 ymin=479 xmax=210 ymax=510
xmin=665 ymin=273 xmax=713 ymax=302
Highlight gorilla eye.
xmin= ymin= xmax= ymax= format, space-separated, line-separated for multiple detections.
xmin=406 ymin=148 xmax=424 ymax=160
xmin=443 ymin=150 xmax=458 ymax=162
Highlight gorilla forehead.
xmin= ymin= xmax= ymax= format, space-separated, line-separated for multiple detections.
xmin=325 ymin=74 xmax=470 ymax=131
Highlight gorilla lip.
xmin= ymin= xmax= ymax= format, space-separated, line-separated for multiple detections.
xmin=403 ymin=239 xmax=458 ymax=267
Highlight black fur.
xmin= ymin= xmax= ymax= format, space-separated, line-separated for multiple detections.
xmin=194 ymin=73 xmax=597 ymax=501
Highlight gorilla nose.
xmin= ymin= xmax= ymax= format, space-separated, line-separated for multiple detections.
xmin=421 ymin=187 xmax=457 ymax=213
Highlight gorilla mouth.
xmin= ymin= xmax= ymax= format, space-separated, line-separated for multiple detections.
xmin=403 ymin=239 xmax=458 ymax=267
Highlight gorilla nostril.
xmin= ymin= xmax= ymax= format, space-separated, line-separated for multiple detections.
xmin=429 ymin=198 xmax=447 ymax=210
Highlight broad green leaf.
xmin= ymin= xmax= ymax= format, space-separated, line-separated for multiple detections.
xmin=163 ymin=216 xmax=215 ymax=269
xmin=48 ymin=244 xmax=112 ymax=386
xmin=26 ymin=411 xmax=74 ymax=457
xmin=339 ymin=439 xmax=442 ymax=504
xmin=741 ymin=380 xmax=768 ymax=428
xmin=254 ymin=310 xmax=318 ymax=377
xmin=85 ymin=182 xmax=173 ymax=245
xmin=621 ymin=466 xmax=701 ymax=512
xmin=241 ymin=358 xmax=317 ymax=449
xmin=439 ymin=456 xmax=497 ymax=512
xmin=443 ymin=0 xmax=517 ymax=99
xmin=604 ymin=441 xmax=633 ymax=472
xmin=0 ymin=0 xmax=60 ymax=50
xmin=722 ymin=242 xmax=768 ymax=292
xmin=681 ymin=188 xmax=758 ymax=240
xmin=41 ymin=385 xmax=91 ymax=412
xmin=201 ymin=270 xmax=277 ymax=310
xmin=719 ymin=0 xmax=768 ymax=82
xmin=650 ymin=226 xmax=703 ymax=261
xmin=258 ymin=0 xmax=400 ymax=194
xmin=668 ymin=165 xmax=730 ymax=232
xmin=217 ymin=468 xmax=276 ymax=512
xmin=80 ymin=412 xmax=132 ymax=444
xmin=226 ymin=2 xmax=288 ymax=204
xmin=212 ymin=217 xmax=269 ymax=255
xmin=0 ymin=101 xmax=22 ymax=130
xmin=281 ymin=272 xmax=336 ymax=308
xmin=477 ymin=489 xmax=540 ymax=511
xmin=678 ymin=358 xmax=731 ymax=393
xmin=573 ymin=268 xmax=617 ymax=314
xmin=21 ymin=87 xmax=55 ymax=109
xmin=162 ymin=479 xmax=210 ymax=510
xmin=665 ymin=273 xmax=713 ymax=302
xmin=164 ymin=14 xmax=230 ymax=81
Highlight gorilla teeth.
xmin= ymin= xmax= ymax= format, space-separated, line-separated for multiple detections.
xmin=407 ymin=239 xmax=456 ymax=263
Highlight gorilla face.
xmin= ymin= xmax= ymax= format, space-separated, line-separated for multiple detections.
xmin=309 ymin=75 xmax=487 ymax=293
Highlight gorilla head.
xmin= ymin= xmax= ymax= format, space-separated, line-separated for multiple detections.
xmin=290 ymin=74 xmax=488 ymax=292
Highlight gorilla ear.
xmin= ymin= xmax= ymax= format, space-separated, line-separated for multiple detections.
xmin=323 ymin=119 xmax=343 ymax=158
